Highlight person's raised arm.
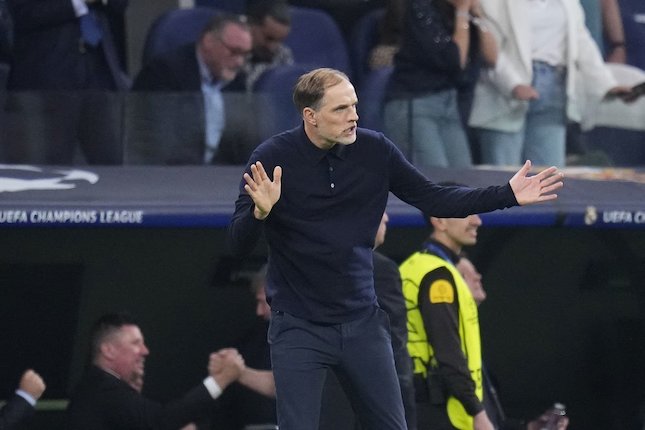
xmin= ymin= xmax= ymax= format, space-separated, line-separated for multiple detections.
xmin=243 ymin=161 xmax=282 ymax=220
xmin=18 ymin=369 xmax=46 ymax=401
xmin=228 ymin=160 xmax=282 ymax=256
xmin=508 ymin=160 xmax=564 ymax=205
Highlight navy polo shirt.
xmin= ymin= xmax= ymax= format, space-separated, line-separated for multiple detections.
xmin=229 ymin=125 xmax=517 ymax=323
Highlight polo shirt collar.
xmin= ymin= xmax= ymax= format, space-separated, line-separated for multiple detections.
xmin=297 ymin=125 xmax=350 ymax=164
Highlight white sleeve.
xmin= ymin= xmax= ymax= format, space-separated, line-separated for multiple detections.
xmin=15 ymin=389 xmax=37 ymax=407
xmin=202 ymin=376 xmax=223 ymax=399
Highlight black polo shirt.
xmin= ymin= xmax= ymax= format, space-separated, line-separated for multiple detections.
xmin=229 ymin=125 xmax=516 ymax=323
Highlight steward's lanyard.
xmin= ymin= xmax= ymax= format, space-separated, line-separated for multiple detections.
xmin=422 ymin=242 xmax=456 ymax=266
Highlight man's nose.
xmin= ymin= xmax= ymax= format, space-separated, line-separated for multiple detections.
xmin=349 ymin=106 xmax=359 ymax=122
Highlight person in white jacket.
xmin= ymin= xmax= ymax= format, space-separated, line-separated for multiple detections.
xmin=468 ymin=0 xmax=630 ymax=167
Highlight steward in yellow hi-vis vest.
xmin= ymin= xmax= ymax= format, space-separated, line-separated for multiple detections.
xmin=400 ymin=240 xmax=483 ymax=430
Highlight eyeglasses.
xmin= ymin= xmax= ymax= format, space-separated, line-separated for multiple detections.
xmin=218 ymin=37 xmax=251 ymax=59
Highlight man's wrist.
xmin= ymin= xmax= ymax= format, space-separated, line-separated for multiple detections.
xmin=15 ymin=389 xmax=37 ymax=406
xmin=202 ymin=376 xmax=222 ymax=399
xmin=253 ymin=206 xmax=269 ymax=220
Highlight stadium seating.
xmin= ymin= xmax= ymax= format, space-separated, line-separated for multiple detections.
xmin=357 ymin=66 xmax=393 ymax=132
xmin=284 ymin=7 xmax=352 ymax=77
xmin=141 ymin=7 xmax=220 ymax=65
xmin=252 ymin=64 xmax=315 ymax=141
xmin=619 ymin=0 xmax=645 ymax=70
xmin=194 ymin=0 xmax=246 ymax=14
xmin=348 ymin=8 xmax=385 ymax=88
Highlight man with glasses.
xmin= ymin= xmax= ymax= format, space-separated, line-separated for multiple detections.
xmin=131 ymin=13 xmax=253 ymax=165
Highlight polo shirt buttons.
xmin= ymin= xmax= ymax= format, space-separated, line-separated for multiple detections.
xmin=327 ymin=160 xmax=335 ymax=190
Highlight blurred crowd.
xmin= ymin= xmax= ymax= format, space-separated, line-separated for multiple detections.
xmin=0 ymin=0 xmax=643 ymax=168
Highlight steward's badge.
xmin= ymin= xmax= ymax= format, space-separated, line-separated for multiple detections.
xmin=429 ymin=280 xmax=454 ymax=304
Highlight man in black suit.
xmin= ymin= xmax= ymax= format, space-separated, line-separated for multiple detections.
xmin=372 ymin=212 xmax=417 ymax=430
xmin=66 ymin=312 xmax=244 ymax=430
xmin=1 ymin=369 xmax=46 ymax=430
xmin=129 ymin=13 xmax=255 ymax=166
xmin=319 ymin=212 xmax=417 ymax=430
xmin=4 ymin=0 xmax=130 ymax=165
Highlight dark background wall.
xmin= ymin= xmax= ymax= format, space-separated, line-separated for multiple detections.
xmin=2 ymin=225 xmax=644 ymax=430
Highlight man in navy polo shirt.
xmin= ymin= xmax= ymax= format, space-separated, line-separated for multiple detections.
xmin=228 ymin=67 xmax=564 ymax=430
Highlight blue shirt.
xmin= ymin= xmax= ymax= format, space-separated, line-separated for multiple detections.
xmin=198 ymin=50 xmax=225 ymax=163
xmin=229 ymin=125 xmax=517 ymax=323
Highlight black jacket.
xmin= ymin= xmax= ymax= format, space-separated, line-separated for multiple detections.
xmin=7 ymin=0 xmax=129 ymax=91
xmin=66 ymin=365 xmax=215 ymax=430
xmin=0 ymin=393 xmax=34 ymax=430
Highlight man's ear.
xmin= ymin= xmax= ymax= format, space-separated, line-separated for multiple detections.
xmin=303 ymin=107 xmax=317 ymax=126
xmin=100 ymin=342 xmax=116 ymax=360
xmin=430 ymin=217 xmax=445 ymax=231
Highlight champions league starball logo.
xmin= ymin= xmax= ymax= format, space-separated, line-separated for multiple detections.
xmin=584 ymin=205 xmax=598 ymax=226
xmin=0 ymin=165 xmax=99 ymax=192
xmin=0 ymin=165 xmax=143 ymax=225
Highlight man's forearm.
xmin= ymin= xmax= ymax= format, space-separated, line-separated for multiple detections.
xmin=238 ymin=368 xmax=276 ymax=399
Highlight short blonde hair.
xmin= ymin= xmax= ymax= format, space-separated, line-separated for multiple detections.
xmin=293 ymin=68 xmax=350 ymax=113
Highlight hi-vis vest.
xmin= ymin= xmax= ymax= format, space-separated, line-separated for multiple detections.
xmin=400 ymin=251 xmax=483 ymax=430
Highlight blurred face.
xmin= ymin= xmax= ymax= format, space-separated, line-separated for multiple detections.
xmin=103 ymin=325 xmax=149 ymax=387
xmin=250 ymin=16 xmax=290 ymax=62
xmin=255 ymin=287 xmax=271 ymax=321
xmin=374 ymin=212 xmax=389 ymax=249
xmin=432 ymin=214 xmax=482 ymax=253
xmin=200 ymin=23 xmax=252 ymax=82
xmin=457 ymin=257 xmax=487 ymax=305
xmin=304 ymin=79 xmax=359 ymax=149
